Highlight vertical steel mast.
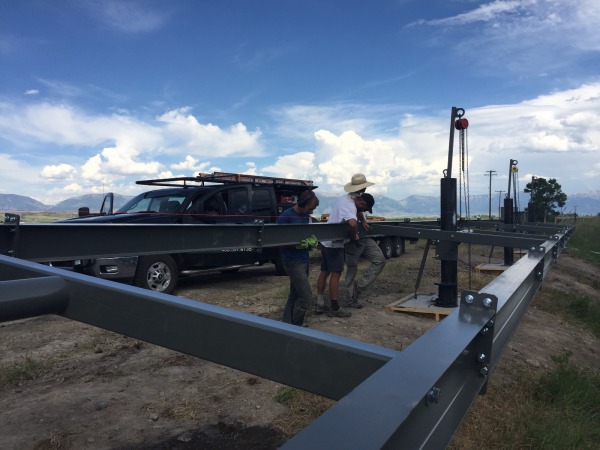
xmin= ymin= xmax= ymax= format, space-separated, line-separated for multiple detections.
xmin=436 ymin=107 xmax=468 ymax=307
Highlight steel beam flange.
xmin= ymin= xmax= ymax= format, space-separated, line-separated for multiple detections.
xmin=253 ymin=219 xmax=265 ymax=254
xmin=3 ymin=213 xmax=20 ymax=257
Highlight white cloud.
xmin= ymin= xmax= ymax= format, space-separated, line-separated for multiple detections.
xmin=64 ymin=183 xmax=84 ymax=193
xmin=40 ymin=163 xmax=77 ymax=180
xmin=24 ymin=89 xmax=39 ymax=95
xmin=410 ymin=0 xmax=600 ymax=76
xmin=157 ymin=108 xmax=264 ymax=157
xmin=80 ymin=0 xmax=168 ymax=33
xmin=262 ymin=151 xmax=315 ymax=180
xmin=413 ymin=1 xmax=528 ymax=27
xmin=2 ymin=82 xmax=600 ymax=204
xmin=170 ymin=156 xmax=212 ymax=173
xmin=264 ymin=81 xmax=600 ymax=197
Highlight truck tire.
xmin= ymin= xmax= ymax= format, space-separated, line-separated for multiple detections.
xmin=392 ymin=237 xmax=404 ymax=258
xmin=379 ymin=237 xmax=393 ymax=260
xmin=135 ymin=255 xmax=179 ymax=294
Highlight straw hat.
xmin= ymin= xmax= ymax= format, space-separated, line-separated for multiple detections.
xmin=344 ymin=173 xmax=374 ymax=193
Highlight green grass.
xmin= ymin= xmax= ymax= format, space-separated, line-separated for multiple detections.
xmin=568 ymin=216 xmax=600 ymax=267
xmin=273 ymin=387 xmax=301 ymax=405
xmin=534 ymin=289 xmax=600 ymax=338
xmin=0 ymin=355 xmax=49 ymax=388
xmin=526 ymin=353 xmax=600 ymax=448
xmin=453 ymin=354 xmax=600 ymax=449
xmin=9 ymin=211 xmax=74 ymax=223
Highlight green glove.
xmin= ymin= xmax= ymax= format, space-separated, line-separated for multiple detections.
xmin=296 ymin=234 xmax=318 ymax=250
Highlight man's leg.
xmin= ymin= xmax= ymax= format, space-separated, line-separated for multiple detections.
xmin=344 ymin=241 xmax=362 ymax=290
xmin=324 ymin=248 xmax=351 ymax=318
xmin=354 ymin=238 xmax=386 ymax=297
xmin=316 ymin=251 xmax=331 ymax=312
xmin=282 ymin=271 xmax=296 ymax=324
xmin=284 ymin=260 xmax=311 ymax=326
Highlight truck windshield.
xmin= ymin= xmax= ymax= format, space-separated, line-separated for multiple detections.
xmin=118 ymin=193 xmax=187 ymax=213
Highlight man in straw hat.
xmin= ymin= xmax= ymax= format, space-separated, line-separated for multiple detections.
xmin=315 ymin=173 xmax=374 ymax=317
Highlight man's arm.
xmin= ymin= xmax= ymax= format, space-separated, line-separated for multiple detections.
xmin=358 ymin=211 xmax=369 ymax=231
xmin=347 ymin=218 xmax=360 ymax=241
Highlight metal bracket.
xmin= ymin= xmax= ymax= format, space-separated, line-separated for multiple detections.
xmin=253 ymin=219 xmax=265 ymax=253
xmin=460 ymin=290 xmax=497 ymax=394
xmin=435 ymin=240 xmax=458 ymax=261
xmin=3 ymin=213 xmax=20 ymax=257
xmin=535 ymin=260 xmax=544 ymax=281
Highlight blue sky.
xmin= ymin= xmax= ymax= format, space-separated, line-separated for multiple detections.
xmin=1 ymin=0 xmax=599 ymax=205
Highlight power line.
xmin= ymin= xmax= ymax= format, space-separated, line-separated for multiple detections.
xmin=495 ymin=190 xmax=505 ymax=219
xmin=485 ymin=170 xmax=497 ymax=220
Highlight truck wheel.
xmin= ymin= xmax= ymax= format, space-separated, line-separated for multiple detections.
xmin=135 ymin=255 xmax=179 ymax=294
xmin=392 ymin=237 xmax=404 ymax=257
xmin=379 ymin=237 xmax=393 ymax=260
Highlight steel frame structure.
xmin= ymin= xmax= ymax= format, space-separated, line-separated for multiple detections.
xmin=0 ymin=216 xmax=573 ymax=449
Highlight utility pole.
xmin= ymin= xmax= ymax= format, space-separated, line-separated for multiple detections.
xmin=495 ymin=190 xmax=505 ymax=219
xmin=485 ymin=170 xmax=497 ymax=220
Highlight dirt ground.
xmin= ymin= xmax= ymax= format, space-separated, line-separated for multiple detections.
xmin=1 ymin=242 xmax=598 ymax=449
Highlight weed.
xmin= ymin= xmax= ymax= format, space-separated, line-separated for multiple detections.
xmin=273 ymin=387 xmax=299 ymax=405
xmin=0 ymin=355 xmax=48 ymax=388
xmin=534 ymin=289 xmax=600 ymax=338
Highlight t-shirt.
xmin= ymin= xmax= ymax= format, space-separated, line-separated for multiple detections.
xmin=321 ymin=194 xmax=358 ymax=248
xmin=277 ymin=206 xmax=311 ymax=262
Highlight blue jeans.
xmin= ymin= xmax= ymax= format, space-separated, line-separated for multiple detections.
xmin=282 ymin=259 xmax=312 ymax=326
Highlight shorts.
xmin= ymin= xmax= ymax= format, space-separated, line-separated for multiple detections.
xmin=320 ymin=246 xmax=345 ymax=273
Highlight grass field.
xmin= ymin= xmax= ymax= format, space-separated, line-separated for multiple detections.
xmin=567 ymin=216 xmax=600 ymax=267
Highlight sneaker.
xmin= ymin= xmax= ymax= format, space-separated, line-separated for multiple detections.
xmin=345 ymin=300 xmax=364 ymax=309
xmin=328 ymin=308 xmax=352 ymax=318
xmin=315 ymin=303 xmax=330 ymax=314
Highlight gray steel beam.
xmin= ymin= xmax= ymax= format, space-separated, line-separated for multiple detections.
xmin=0 ymin=222 xmax=349 ymax=262
xmin=0 ymin=276 xmax=69 ymax=321
xmin=370 ymin=223 xmax=547 ymax=248
xmin=0 ymin=254 xmax=397 ymax=400
xmin=1 ymin=220 xmax=567 ymax=263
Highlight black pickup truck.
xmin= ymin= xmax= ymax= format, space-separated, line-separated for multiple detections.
xmin=58 ymin=172 xmax=316 ymax=294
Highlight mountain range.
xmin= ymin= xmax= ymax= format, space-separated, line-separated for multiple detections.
xmin=1 ymin=191 xmax=599 ymax=217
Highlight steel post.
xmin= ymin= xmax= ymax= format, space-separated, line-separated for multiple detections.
xmin=503 ymin=197 xmax=515 ymax=265
xmin=437 ymin=177 xmax=458 ymax=307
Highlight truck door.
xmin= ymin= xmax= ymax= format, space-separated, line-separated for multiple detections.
xmin=184 ymin=186 xmax=251 ymax=224
xmin=251 ymin=187 xmax=276 ymax=222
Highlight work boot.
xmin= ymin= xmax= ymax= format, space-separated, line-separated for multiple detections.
xmin=328 ymin=308 xmax=352 ymax=318
xmin=345 ymin=283 xmax=364 ymax=309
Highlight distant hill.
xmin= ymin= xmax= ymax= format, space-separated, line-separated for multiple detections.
xmin=0 ymin=194 xmax=48 ymax=211
xmin=564 ymin=191 xmax=600 ymax=216
xmin=50 ymin=194 xmax=133 ymax=212
xmin=1 ymin=190 xmax=599 ymax=216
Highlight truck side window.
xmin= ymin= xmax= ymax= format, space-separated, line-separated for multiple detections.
xmin=185 ymin=193 xmax=222 ymax=223
xmin=252 ymin=188 xmax=273 ymax=220
xmin=225 ymin=188 xmax=249 ymax=216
